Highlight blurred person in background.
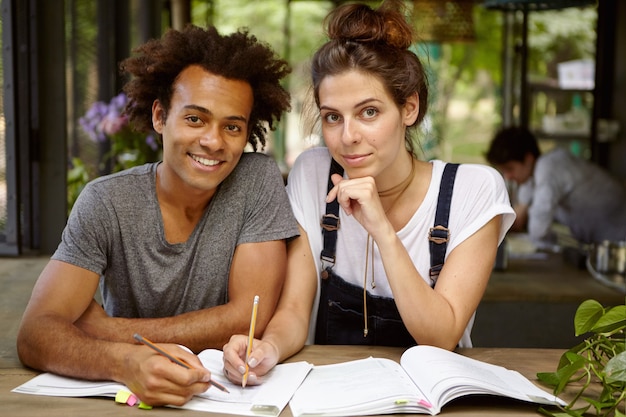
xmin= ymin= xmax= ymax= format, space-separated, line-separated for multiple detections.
xmin=486 ymin=126 xmax=626 ymax=249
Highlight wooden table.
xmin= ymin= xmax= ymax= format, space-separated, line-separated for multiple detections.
xmin=2 ymin=345 xmax=572 ymax=416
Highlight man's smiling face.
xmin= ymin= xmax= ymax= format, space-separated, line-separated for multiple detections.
xmin=153 ymin=65 xmax=253 ymax=196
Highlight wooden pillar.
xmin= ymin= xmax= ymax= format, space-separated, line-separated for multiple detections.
xmin=170 ymin=0 xmax=191 ymax=30
xmin=36 ymin=0 xmax=67 ymax=253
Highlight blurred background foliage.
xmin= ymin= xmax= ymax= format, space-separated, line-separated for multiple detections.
xmin=66 ymin=0 xmax=597 ymax=195
xmin=199 ymin=1 xmax=596 ymax=164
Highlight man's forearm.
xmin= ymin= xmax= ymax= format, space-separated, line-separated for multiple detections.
xmin=77 ymin=304 xmax=253 ymax=353
xmin=17 ymin=316 xmax=129 ymax=383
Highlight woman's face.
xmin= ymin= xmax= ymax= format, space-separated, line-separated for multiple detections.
xmin=318 ymin=70 xmax=418 ymax=181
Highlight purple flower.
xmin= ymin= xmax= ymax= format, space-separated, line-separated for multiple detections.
xmin=79 ymin=101 xmax=109 ymax=142
xmin=145 ymin=134 xmax=158 ymax=151
xmin=79 ymin=93 xmax=132 ymax=141
xmin=109 ymin=93 xmax=128 ymax=111
xmin=100 ymin=111 xmax=127 ymax=136
xmin=78 ymin=93 xmax=160 ymax=171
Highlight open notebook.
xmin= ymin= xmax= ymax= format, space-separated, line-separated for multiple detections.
xmin=289 ymin=345 xmax=565 ymax=416
xmin=12 ymin=348 xmax=313 ymax=417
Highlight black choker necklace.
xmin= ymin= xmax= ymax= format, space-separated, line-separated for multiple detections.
xmin=377 ymin=157 xmax=416 ymax=198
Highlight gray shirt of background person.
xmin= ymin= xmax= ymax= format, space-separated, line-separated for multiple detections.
xmin=52 ymin=152 xmax=299 ymax=318
xmin=517 ymin=148 xmax=626 ymax=245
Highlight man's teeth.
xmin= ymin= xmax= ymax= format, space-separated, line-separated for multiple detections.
xmin=191 ymin=154 xmax=220 ymax=166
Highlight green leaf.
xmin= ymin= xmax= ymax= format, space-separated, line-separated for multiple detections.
xmin=537 ymin=371 xmax=561 ymax=386
xmin=574 ymin=299 xmax=605 ymax=336
xmin=559 ymin=342 xmax=587 ymax=366
xmin=554 ymin=356 xmax=587 ymax=393
xmin=592 ymin=305 xmax=626 ymax=334
xmin=605 ymin=351 xmax=626 ymax=383
xmin=557 ymin=351 xmax=588 ymax=371
xmin=547 ymin=298 xmax=626 ymax=417
xmin=538 ymin=407 xmax=585 ymax=417
xmin=582 ymin=395 xmax=618 ymax=410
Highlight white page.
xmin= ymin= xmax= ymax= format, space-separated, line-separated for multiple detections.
xmin=190 ymin=349 xmax=313 ymax=416
xmin=289 ymin=357 xmax=433 ymax=417
xmin=400 ymin=345 xmax=566 ymax=410
xmin=12 ymin=373 xmax=124 ymax=397
xmin=13 ymin=349 xmax=313 ymax=417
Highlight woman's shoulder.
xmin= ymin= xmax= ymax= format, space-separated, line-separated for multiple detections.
xmin=457 ymin=161 xmax=503 ymax=179
xmin=431 ymin=160 xmax=503 ymax=185
xmin=289 ymin=147 xmax=332 ymax=178
xmin=429 ymin=161 xmax=508 ymax=204
xmin=461 ymin=162 xmax=507 ymax=192
xmin=293 ymin=147 xmax=331 ymax=166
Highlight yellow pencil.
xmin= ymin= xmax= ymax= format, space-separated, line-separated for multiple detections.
xmin=133 ymin=333 xmax=229 ymax=393
xmin=242 ymin=295 xmax=259 ymax=388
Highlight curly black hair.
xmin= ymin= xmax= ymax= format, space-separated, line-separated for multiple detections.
xmin=120 ymin=25 xmax=291 ymax=151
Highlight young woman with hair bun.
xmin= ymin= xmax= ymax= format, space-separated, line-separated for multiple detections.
xmin=223 ymin=0 xmax=515 ymax=385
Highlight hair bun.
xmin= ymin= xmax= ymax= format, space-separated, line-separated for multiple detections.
xmin=325 ymin=0 xmax=413 ymax=50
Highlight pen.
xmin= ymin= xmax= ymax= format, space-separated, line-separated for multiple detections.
xmin=242 ymin=295 xmax=259 ymax=388
xmin=133 ymin=333 xmax=229 ymax=393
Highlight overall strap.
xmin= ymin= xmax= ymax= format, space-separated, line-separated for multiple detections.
xmin=428 ymin=163 xmax=460 ymax=286
xmin=320 ymin=159 xmax=344 ymax=272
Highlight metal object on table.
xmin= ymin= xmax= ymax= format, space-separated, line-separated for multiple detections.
xmin=587 ymin=240 xmax=626 ymax=293
xmin=610 ymin=241 xmax=626 ymax=274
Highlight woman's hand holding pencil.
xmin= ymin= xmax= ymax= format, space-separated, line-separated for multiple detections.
xmin=242 ymin=295 xmax=260 ymax=388
xmin=221 ymin=295 xmax=283 ymax=387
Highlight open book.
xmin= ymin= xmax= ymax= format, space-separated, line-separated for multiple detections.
xmin=289 ymin=345 xmax=565 ymax=416
xmin=12 ymin=348 xmax=313 ymax=417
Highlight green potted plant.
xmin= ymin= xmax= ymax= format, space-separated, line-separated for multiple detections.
xmin=537 ymin=298 xmax=626 ymax=417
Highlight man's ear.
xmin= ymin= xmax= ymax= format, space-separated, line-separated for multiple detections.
xmin=403 ymin=93 xmax=419 ymax=126
xmin=152 ymin=100 xmax=164 ymax=133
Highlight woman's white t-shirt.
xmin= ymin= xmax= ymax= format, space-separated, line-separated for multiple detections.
xmin=286 ymin=147 xmax=515 ymax=347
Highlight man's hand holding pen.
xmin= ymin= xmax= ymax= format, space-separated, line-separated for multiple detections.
xmin=128 ymin=334 xmax=218 ymax=406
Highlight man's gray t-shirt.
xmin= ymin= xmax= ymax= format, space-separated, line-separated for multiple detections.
xmin=52 ymin=153 xmax=299 ymax=318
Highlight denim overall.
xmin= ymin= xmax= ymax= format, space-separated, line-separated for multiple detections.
xmin=315 ymin=160 xmax=459 ymax=347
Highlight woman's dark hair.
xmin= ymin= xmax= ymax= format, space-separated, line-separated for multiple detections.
xmin=121 ymin=25 xmax=291 ymax=151
xmin=486 ymin=126 xmax=541 ymax=165
xmin=306 ymin=0 xmax=429 ymax=156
